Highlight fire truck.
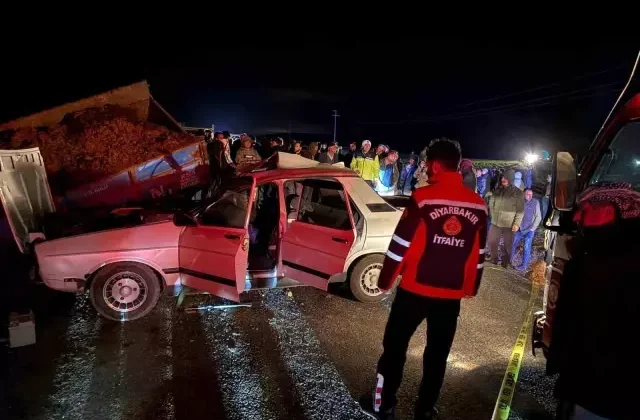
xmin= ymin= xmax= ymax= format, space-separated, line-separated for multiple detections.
xmin=531 ymin=51 xmax=640 ymax=419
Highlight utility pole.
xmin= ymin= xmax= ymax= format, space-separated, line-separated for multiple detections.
xmin=332 ymin=110 xmax=340 ymax=143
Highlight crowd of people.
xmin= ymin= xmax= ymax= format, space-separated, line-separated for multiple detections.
xmin=206 ymin=131 xmax=550 ymax=273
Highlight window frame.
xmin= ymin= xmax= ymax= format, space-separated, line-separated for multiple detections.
xmin=589 ymin=119 xmax=640 ymax=188
xmin=294 ymin=178 xmax=355 ymax=231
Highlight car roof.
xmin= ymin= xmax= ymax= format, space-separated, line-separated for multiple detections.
xmin=250 ymin=166 xmax=358 ymax=183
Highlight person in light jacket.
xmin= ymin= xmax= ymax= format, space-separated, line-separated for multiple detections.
xmin=487 ymin=169 xmax=525 ymax=268
xmin=511 ymin=188 xmax=541 ymax=271
xmin=414 ymin=160 xmax=429 ymax=189
xmin=351 ymin=140 xmax=380 ymax=187
xmin=375 ymin=151 xmax=400 ymax=196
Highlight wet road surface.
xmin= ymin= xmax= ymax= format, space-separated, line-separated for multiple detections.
xmin=2 ymin=267 xmax=555 ymax=420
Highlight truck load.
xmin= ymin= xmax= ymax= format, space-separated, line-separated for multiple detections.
xmin=0 ymin=82 xmax=213 ymax=249
xmin=0 ymin=81 xmax=210 ymax=212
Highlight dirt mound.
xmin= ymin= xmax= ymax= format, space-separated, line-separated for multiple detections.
xmin=0 ymin=105 xmax=201 ymax=188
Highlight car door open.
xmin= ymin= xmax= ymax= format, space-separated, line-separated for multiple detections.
xmin=281 ymin=179 xmax=355 ymax=290
xmin=177 ymin=177 xmax=255 ymax=301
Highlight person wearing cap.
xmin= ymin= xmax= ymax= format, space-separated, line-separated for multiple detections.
xmin=319 ymin=141 xmax=340 ymax=164
xmin=459 ymin=158 xmax=477 ymax=193
xmin=351 ymin=140 xmax=380 ymax=187
xmin=487 ymin=169 xmax=525 ymax=268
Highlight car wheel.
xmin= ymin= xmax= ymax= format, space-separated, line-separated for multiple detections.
xmin=90 ymin=263 xmax=162 ymax=322
xmin=349 ymin=254 xmax=386 ymax=303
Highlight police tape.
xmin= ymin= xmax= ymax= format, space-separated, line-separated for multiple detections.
xmin=491 ymin=281 xmax=541 ymax=420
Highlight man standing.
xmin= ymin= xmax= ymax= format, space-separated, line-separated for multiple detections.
xmin=476 ymin=168 xmax=488 ymax=197
xmin=511 ymin=188 xmax=541 ymax=271
xmin=351 ymin=140 xmax=380 ymax=187
xmin=375 ymin=150 xmax=400 ymax=196
xmin=302 ymin=141 xmax=319 ymax=160
xmin=376 ymin=144 xmax=389 ymax=160
xmin=459 ymin=159 xmax=477 ymax=192
xmin=361 ymin=138 xmax=488 ymax=420
xmin=292 ymin=140 xmax=303 ymax=156
xmin=343 ymin=141 xmax=358 ymax=168
xmin=319 ymin=141 xmax=340 ymax=164
xmin=487 ymin=169 xmax=524 ymax=268
xmin=208 ymin=131 xmax=235 ymax=187
xmin=398 ymin=155 xmax=418 ymax=195
xmin=414 ymin=160 xmax=429 ymax=189
xmin=235 ymin=135 xmax=262 ymax=167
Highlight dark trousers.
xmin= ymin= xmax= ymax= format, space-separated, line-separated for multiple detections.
xmin=488 ymin=225 xmax=514 ymax=265
xmin=376 ymin=288 xmax=461 ymax=411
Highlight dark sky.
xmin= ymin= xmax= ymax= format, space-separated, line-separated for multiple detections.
xmin=2 ymin=37 xmax=637 ymax=159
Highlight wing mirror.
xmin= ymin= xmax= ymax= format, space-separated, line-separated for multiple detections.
xmin=173 ymin=211 xmax=197 ymax=227
xmin=551 ymin=151 xmax=578 ymax=212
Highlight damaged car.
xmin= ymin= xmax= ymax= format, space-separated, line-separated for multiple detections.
xmin=1 ymin=151 xmax=403 ymax=321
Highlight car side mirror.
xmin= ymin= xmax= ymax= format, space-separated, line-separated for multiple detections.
xmin=552 ymin=151 xmax=578 ymax=212
xmin=173 ymin=211 xmax=197 ymax=227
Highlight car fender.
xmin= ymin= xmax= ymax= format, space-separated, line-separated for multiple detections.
xmin=344 ymin=247 xmax=387 ymax=273
xmin=85 ymin=256 xmax=169 ymax=287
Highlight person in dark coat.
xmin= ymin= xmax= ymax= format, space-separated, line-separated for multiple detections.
xmin=343 ymin=142 xmax=358 ymax=167
xmin=398 ymin=155 xmax=418 ymax=195
xmin=319 ymin=142 xmax=340 ymax=164
xmin=459 ymin=159 xmax=477 ymax=192
xmin=208 ymin=131 xmax=235 ymax=188
xmin=302 ymin=142 xmax=320 ymax=160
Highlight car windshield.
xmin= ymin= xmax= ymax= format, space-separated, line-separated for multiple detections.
xmin=590 ymin=121 xmax=640 ymax=191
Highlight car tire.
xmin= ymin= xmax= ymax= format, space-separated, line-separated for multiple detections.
xmin=349 ymin=254 xmax=387 ymax=303
xmin=90 ymin=263 xmax=162 ymax=322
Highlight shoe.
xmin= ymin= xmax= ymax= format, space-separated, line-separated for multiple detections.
xmin=415 ymin=406 xmax=439 ymax=420
xmin=359 ymin=392 xmax=395 ymax=419
xmin=488 ymin=259 xmax=499 ymax=265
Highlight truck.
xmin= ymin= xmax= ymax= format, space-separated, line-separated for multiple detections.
xmin=0 ymin=82 xmax=213 ymax=247
xmin=531 ymin=50 xmax=640 ymax=419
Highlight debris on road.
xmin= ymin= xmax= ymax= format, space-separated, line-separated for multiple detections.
xmin=184 ymin=304 xmax=252 ymax=313
xmin=8 ymin=311 xmax=36 ymax=348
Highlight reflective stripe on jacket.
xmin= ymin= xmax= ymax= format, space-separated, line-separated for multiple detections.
xmin=350 ymin=151 xmax=379 ymax=181
xmin=378 ymin=172 xmax=488 ymax=299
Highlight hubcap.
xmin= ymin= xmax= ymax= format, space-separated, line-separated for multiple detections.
xmin=360 ymin=263 xmax=383 ymax=296
xmin=103 ymin=271 xmax=148 ymax=312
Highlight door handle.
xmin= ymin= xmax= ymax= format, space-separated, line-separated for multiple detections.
xmin=224 ymin=233 xmax=241 ymax=240
xmin=332 ymin=237 xmax=348 ymax=244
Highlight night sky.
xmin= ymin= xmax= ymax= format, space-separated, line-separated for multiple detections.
xmin=2 ymin=38 xmax=637 ymax=160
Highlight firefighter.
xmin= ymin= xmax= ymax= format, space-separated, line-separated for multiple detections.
xmin=360 ymin=138 xmax=488 ymax=420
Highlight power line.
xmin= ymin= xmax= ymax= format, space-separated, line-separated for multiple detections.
xmin=359 ymin=82 xmax=624 ymax=126
xmin=452 ymin=65 xmax=627 ymax=110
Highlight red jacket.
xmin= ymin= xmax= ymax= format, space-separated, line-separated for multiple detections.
xmin=378 ymin=172 xmax=488 ymax=299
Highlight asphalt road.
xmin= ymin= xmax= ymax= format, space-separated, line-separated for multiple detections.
xmin=1 ymin=263 xmax=558 ymax=420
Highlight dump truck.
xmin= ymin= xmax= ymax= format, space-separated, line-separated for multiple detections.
xmin=0 ymin=82 xmax=212 ymax=248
